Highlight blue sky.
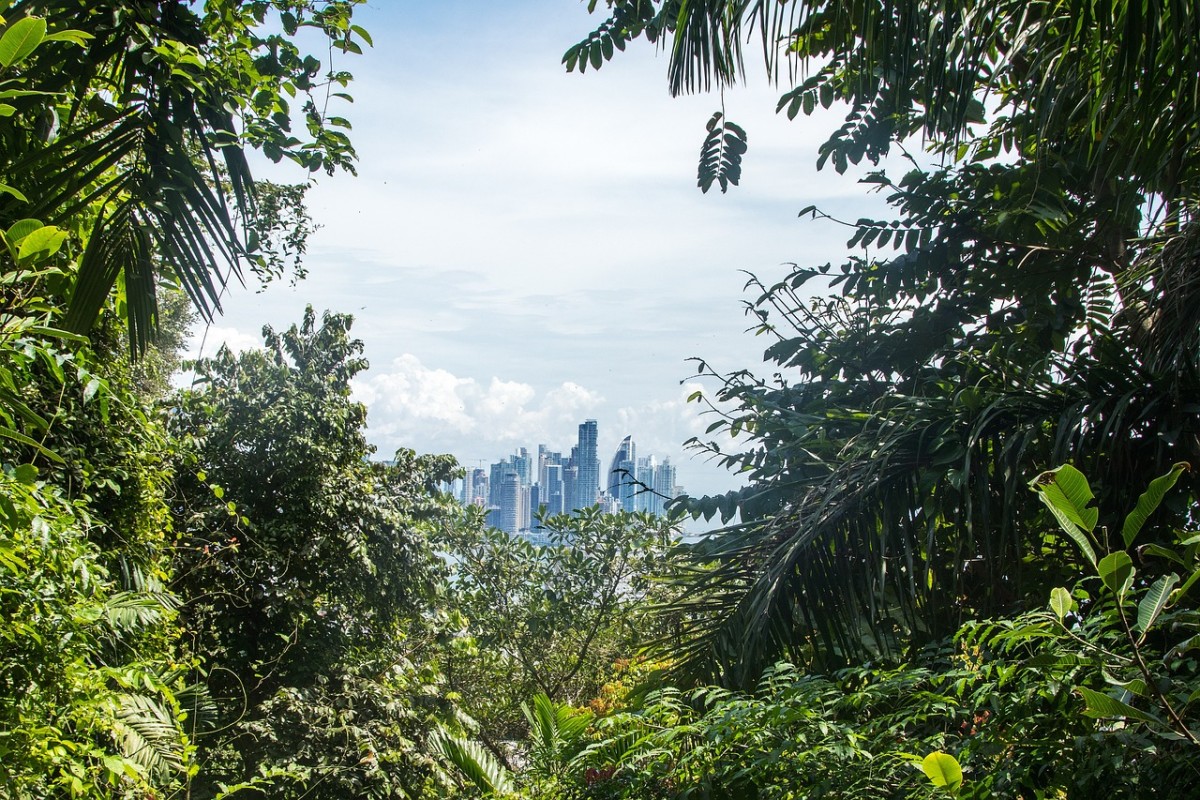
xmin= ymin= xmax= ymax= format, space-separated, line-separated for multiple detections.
xmin=188 ymin=1 xmax=890 ymax=500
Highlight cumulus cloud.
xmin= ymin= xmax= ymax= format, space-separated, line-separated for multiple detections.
xmin=352 ymin=354 xmax=605 ymax=457
xmin=351 ymin=356 xmax=746 ymax=499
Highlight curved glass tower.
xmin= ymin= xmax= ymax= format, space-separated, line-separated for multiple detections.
xmin=607 ymin=434 xmax=637 ymax=512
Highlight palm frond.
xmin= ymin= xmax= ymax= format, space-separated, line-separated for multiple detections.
xmin=113 ymin=693 xmax=187 ymax=777
xmin=103 ymin=590 xmax=175 ymax=633
xmin=431 ymin=730 xmax=515 ymax=797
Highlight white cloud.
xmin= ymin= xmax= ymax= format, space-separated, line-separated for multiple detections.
xmin=352 ymin=354 xmax=606 ymax=457
xmin=183 ymin=3 xmax=887 ymax=513
xmin=351 ymin=354 xmax=742 ymax=500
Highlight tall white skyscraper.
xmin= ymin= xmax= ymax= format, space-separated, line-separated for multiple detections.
xmin=607 ymin=435 xmax=638 ymax=512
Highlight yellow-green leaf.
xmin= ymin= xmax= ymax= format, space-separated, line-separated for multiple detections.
xmin=921 ymin=751 xmax=963 ymax=793
xmin=1050 ymin=586 xmax=1073 ymax=620
xmin=0 ymin=16 xmax=47 ymax=67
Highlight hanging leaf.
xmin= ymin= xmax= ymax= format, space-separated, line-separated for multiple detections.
xmin=697 ymin=111 xmax=747 ymax=194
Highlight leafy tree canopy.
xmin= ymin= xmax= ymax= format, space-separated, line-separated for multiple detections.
xmin=0 ymin=0 xmax=367 ymax=354
xmin=170 ymin=307 xmax=462 ymax=799
xmin=439 ymin=508 xmax=680 ymax=751
xmin=571 ymin=0 xmax=1200 ymax=683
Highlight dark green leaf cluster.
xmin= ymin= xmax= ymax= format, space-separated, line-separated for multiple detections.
xmin=0 ymin=1 xmax=366 ymax=354
xmin=575 ymin=0 xmax=1200 ymax=686
xmin=168 ymin=307 xmax=463 ymax=799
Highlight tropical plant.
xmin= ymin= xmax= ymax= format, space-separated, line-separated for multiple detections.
xmin=0 ymin=1 xmax=367 ymax=353
xmin=436 ymin=693 xmax=592 ymax=799
xmin=0 ymin=195 xmax=199 ymax=798
xmin=560 ymin=632 xmax=1198 ymax=800
xmin=0 ymin=470 xmax=191 ymax=799
xmin=1031 ymin=462 xmax=1200 ymax=747
xmin=438 ymin=508 xmax=679 ymax=748
xmin=0 ymin=293 xmax=196 ymax=798
xmin=168 ymin=307 xmax=463 ymax=799
xmin=570 ymin=0 xmax=1200 ymax=684
xmin=433 ymin=730 xmax=516 ymax=799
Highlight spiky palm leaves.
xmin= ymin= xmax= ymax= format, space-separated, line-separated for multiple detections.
xmin=434 ymin=694 xmax=593 ymax=797
xmin=668 ymin=225 xmax=1200 ymax=684
xmin=0 ymin=1 xmax=362 ymax=354
xmin=573 ymin=0 xmax=1200 ymax=685
xmin=594 ymin=1 xmax=1200 ymax=189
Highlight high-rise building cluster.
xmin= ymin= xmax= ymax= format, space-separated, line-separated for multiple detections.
xmin=452 ymin=419 xmax=680 ymax=536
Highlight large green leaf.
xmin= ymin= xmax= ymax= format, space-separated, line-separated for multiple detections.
xmin=1031 ymin=465 xmax=1099 ymax=565
xmin=1077 ymin=687 xmax=1162 ymax=725
xmin=1136 ymin=573 xmax=1180 ymax=634
xmin=921 ymin=751 xmax=963 ymax=793
xmin=1098 ymin=552 xmax=1135 ymax=598
xmin=15 ymin=224 xmax=65 ymax=263
xmin=1049 ymin=586 xmax=1073 ymax=621
xmin=0 ymin=16 xmax=46 ymax=67
xmin=1121 ymin=462 xmax=1190 ymax=547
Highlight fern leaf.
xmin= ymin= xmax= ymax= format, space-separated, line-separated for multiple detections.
xmin=697 ymin=112 xmax=747 ymax=193
xmin=432 ymin=730 xmax=514 ymax=797
xmin=113 ymin=693 xmax=187 ymax=776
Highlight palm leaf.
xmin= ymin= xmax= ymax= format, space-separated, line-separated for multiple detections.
xmin=432 ymin=730 xmax=515 ymax=797
xmin=113 ymin=693 xmax=187 ymax=777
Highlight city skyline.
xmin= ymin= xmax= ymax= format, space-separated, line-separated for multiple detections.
xmin=453 ymin=418 xmax=681 ymax=536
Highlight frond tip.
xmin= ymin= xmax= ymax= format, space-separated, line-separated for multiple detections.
xmin=432 ymin=730 xmax=514 ymax=797
xmin=698 ymin=112 xmax=747 ymax=194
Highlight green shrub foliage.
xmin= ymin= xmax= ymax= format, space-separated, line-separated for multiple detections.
xmin=169 ymin=307 xmax=461 ymax=799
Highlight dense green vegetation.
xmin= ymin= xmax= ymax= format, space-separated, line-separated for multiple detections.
xmin=2 ymin=1 xmax=1199 ymax=798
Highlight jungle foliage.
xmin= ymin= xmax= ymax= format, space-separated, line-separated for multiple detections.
xmin=0 ymin=2 xmax=390 ymax=797
xmin=5 ymin=1 xmax=1200 ymax=799
xmin=437 ymin=509 xmax=679 ymax=751
xmin=571 ymin=0 xmax=1200 ymax=686
xmin=169 ymin=308 xmax=463 ymax=799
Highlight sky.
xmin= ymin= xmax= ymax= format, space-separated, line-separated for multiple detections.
xmin=186 ymin=0 xmax=891 ymax=502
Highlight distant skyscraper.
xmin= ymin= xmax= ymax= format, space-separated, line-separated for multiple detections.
xmin=498 ymin=471 xmax=522 ymax=534
xmin=529 ymin=483 xmax=542 ymax=527
xmin=489 ymin=460 xmax=515 ymax=508
xmin=652 ymin=458 xmax=677 ymax=515
xmin=511 ymin=447 xmax=532 ymax=487
xmin=544 ymin=463 xmax=564 ymax=516
xmin=537 ymin=446 xmax=561 ymax=486
xmin=572 ymin=419 xmax=600 ymax=512
xmin=607 ymin=435 xmax=638 ymax=513
xmin=635 ymin=455 xmax=657 ymax=513
xmin=563 ymin=451 xmax=578 ymax=515
xmin=465 ymin=469 xmax=487 ymax=507
xmin=467 ymin=420 xmax=677 ymax=524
